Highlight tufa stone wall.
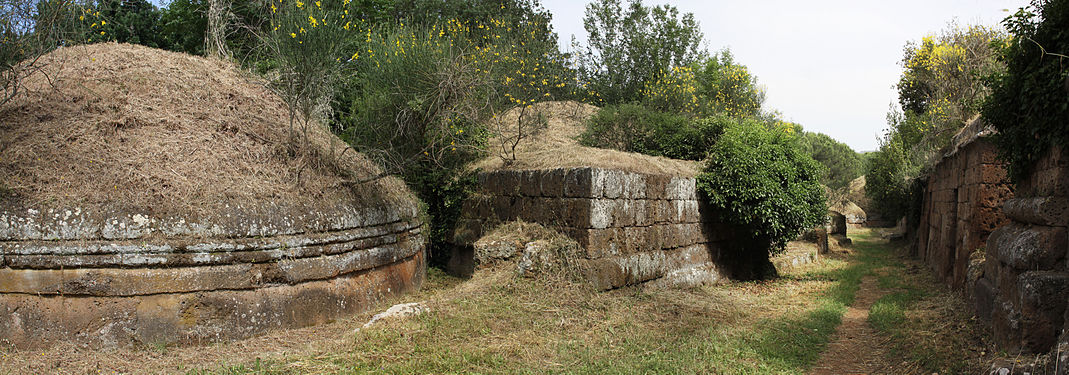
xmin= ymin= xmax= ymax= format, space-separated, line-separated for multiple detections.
xmin=454 ymin=167 xmax=736 ymax=290
xmin=913 ymin=119 xmax=1013 ymax=290
xmin=0 ymin=202 xmax=425 ymax=349
xmin=973 ymin=147 xmax=1069 ymax=354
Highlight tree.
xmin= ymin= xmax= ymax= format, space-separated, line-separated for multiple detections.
xmin=157 ymin=0 xmax=206 ymax=55
xmin=693 ymin=49 xmax=765 ymax=118
xmin=799 ymin=131 xmax=864 ymax=190
xmin=574 ymin=0 xmax=705 ymax=105
xmin=94 ymin=0 xmax=162 ymax=47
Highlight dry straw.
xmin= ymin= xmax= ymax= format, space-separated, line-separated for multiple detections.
xmin=0 ymin=43 xmax=408 ymax=216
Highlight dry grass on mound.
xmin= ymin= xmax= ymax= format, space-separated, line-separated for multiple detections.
xmin=474 ymin=101 xmax=700 ymax=177
xmin=0 ymin=43 xmax=398 ymax=215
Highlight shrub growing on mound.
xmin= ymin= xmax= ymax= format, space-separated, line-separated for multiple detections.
xmin=696 ymin=120 xmax=827 ymax=254
xmin=983 ymin=0 xmax=1069 ymax=182
xmin=578 ymin=104 xmax=726 ymax=161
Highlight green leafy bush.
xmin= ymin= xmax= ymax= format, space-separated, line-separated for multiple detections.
xmin=696 ymin=119 xmax=827 ymax=253
xmin=577 ymin=104 xmax=726 ymax=161
xmin=983 ymin=0 xmax=1069 ymax=182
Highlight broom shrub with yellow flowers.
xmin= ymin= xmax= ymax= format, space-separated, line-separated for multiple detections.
xmin=866 ymin=23 xmax=1005 ymax=221
xmin=263 ymin=0 xmax=361 ymax=143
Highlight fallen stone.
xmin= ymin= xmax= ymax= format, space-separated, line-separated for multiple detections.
xmin=357 ymin=302 xmax=428 ymax=331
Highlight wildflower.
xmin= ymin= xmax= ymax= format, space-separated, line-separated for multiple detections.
xmin=290 ymin=32 xmax=297 ymax=38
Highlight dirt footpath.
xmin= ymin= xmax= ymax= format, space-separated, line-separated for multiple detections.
xmin=810 ymin=276 xmax=899 ymax=374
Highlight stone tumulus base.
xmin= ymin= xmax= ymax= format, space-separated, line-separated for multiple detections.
xmin=0 ymin=202 xmax=426 ymax=349
xmin=0 ymin=251 xmax=423 ymax=349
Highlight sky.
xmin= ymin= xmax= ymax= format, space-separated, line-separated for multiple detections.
xmin=540 ymin=0 xmax=1029 ymax=152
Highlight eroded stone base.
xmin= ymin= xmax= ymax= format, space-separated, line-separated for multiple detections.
xmin=0 ymin=251 xmax=424 ymax=349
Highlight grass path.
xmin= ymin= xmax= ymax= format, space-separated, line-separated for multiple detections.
xmin=808 ymin=228 xmax=998 ymax=375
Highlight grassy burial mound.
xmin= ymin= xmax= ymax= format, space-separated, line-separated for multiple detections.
xmin=0 ymin=43 xmax=424 ymax=348
xmin=0 ymin=42 xmax=414 ymax=218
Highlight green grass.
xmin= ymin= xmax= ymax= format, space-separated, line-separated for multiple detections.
xmin=860 ymin=235 xmax=987 ymax=374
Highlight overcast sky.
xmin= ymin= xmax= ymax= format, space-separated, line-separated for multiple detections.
xmin=542 ymin=0 xmax=1028 ymax=152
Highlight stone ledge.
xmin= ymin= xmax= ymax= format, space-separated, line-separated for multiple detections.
xmin=0 ymin=233 xmax=424 ymax=296
xmin=1004 ymin=197 xmax=1069 ymax=227
xmin=1 ymin=221 xmax=421 ymax=268
xmin=0 ymin=202 xmax=421 ymax=242
xmin=989 ymin=223 xmax=1067 ymax=271
xmin=580 ymin=244 xmax=714 ymax=290
xmin=478 ymin=167 xmax=696 ymax=200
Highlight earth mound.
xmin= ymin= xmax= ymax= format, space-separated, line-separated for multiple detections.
xmin=0 ymin=42 xmax=408 ymax=218
xmin=473 ymin=101 xmax=700 ymax=177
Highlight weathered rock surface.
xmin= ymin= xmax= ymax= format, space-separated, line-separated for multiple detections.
xmin=827 ymin=211 xmax=847 ymax=236
xmin=974 ymin=146 xmax=1069 ymax=354
xmin=913 ymin=118 xmax=1012 ymax=290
